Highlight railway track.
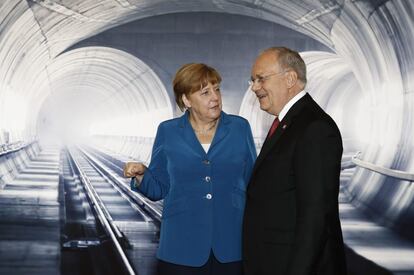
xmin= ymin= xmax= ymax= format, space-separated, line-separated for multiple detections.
xmin=61 ymin=146 xmax=161 ymax=275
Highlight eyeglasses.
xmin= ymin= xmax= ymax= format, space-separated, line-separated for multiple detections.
xmin=248 ymin=71 xmax=287 ymax=86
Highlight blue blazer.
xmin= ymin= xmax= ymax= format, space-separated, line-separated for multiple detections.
xmin=131 ymin=111 xmax=256 ymax=266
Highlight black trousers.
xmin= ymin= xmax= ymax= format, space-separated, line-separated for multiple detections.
xmin=158 ymin=251 xmax=243 ymax=275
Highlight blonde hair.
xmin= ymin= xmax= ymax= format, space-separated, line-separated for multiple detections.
xmin=173 ymin=63 xmax=222 ymax=111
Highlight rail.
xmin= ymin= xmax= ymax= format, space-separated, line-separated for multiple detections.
xmin=68 ymin=148 xmax=136 ymax=275
xmin=351 ymin=152 xmax=414 ymax=181
xmin=79 ymin=147 xmax=162 ymax=220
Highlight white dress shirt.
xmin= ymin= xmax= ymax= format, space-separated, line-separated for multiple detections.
xmin=278 ymin=90 xmax=307 ymax=121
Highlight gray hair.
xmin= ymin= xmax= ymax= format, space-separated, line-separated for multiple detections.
xmin=264 ymin=47 xmax=307 ymax=85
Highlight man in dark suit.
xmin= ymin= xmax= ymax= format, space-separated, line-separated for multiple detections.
xmin=243 ymin=47 xmax=347 ymax=275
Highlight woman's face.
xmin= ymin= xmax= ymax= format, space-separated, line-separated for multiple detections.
xmin=183 ymin=82 xmax=222 ymax=122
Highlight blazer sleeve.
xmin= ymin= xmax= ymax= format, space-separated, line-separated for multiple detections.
xmin=244 ymin=120 xmax=257 ymax=184
xmin=287 ymin=120 xmax=343 ymax=275
xmin=130 ymin=123 xmax=170 ymax=201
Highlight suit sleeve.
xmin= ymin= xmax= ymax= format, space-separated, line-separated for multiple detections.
xmin=130 ymin=123 xmax=170 ymax=201
xmin=287 ymin=120 xmax=343 ymax=275
xmin=244 ymin=120 xmax=257 ymax=184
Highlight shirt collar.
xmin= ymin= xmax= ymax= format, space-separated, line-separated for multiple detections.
xmin=278 ymin=90 xmax=307 ymax=121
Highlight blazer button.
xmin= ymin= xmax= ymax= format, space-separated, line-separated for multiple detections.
xmin=205 ymin=176 xmax=211 ymax=182
xmin=206 ymin=193 xmax=212 ymax=200
xmin=203 ymin=159 xmax=210 ymax=165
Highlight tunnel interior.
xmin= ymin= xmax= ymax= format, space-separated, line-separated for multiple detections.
xmin=1 ymin=0 xmax=414 ymax=274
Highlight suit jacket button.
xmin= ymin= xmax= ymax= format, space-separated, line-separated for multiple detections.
xmin=205 ymin=176 xmax=211 ymax=182
xmin=206 ymin=194 xmax=212 ymax=200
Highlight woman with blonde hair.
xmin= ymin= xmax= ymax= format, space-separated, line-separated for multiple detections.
xmin=124 ymin=63 xmax=256 ymax=275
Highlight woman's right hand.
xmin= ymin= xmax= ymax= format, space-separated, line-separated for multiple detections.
xmin=123 ymin=162 xmax=147 ymax=183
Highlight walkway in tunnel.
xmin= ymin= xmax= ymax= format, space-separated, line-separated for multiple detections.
xmin=340 ymin=168 xmax=414 ymax=275
xmin=0 ymin=145 xmax=61 ymax=275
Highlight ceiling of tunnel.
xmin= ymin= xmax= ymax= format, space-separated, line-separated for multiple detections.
xmin=69 ymin=11 xmax=332 ymax=118
xmin=0 ymin=0 xmax=404 ymax=112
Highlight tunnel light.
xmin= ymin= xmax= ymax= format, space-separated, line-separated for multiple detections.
xmin=0 ymin=88 xmax=28 ymax=139
xmin=33 ymin=47 xmax=173 ymax=145
xmin=353 ymin=95 xmax=373 ymax=145
xmin=89 ymin=107 xmax=171 ymax=137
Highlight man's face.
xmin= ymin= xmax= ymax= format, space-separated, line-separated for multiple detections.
xmin=250 ymin=52 xmax=291 ymax=116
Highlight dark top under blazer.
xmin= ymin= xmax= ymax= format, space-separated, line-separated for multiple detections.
xmin=243 ymin=94 xmax=347 ymax=275
xmin=132 ymin=111 xmax=256 ymax=267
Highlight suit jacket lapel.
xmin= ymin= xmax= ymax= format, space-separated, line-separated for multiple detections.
xmin=251 ymin=94 xmax=311 ymax=175
xmin=252 ymin=121 xmax=286 ymax=173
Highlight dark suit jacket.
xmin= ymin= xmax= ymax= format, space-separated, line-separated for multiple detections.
xmin=243 ymin=94 xmax=347 ymax=275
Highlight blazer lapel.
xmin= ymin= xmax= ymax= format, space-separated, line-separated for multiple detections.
xmin=178 ymin=111 xmax=205 ymax=156
xmin=251 ymin=94 xmax=312 ymax=175
xmin=177 ymin=111 xmax=230 ymax=156
xmin=209 ymin=112 xmax=230 ymax=152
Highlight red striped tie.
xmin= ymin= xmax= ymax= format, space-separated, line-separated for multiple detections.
xmin=267 ymin=117 xmax=280 ymax=139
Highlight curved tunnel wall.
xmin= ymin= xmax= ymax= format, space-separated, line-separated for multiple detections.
xmin=70 ymin=12 xmax=331 ymax=116
xmin=0 ymin=0 xmax=413 ymax=239
xmin=329 ymin=1 xmax=414 ymax=238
